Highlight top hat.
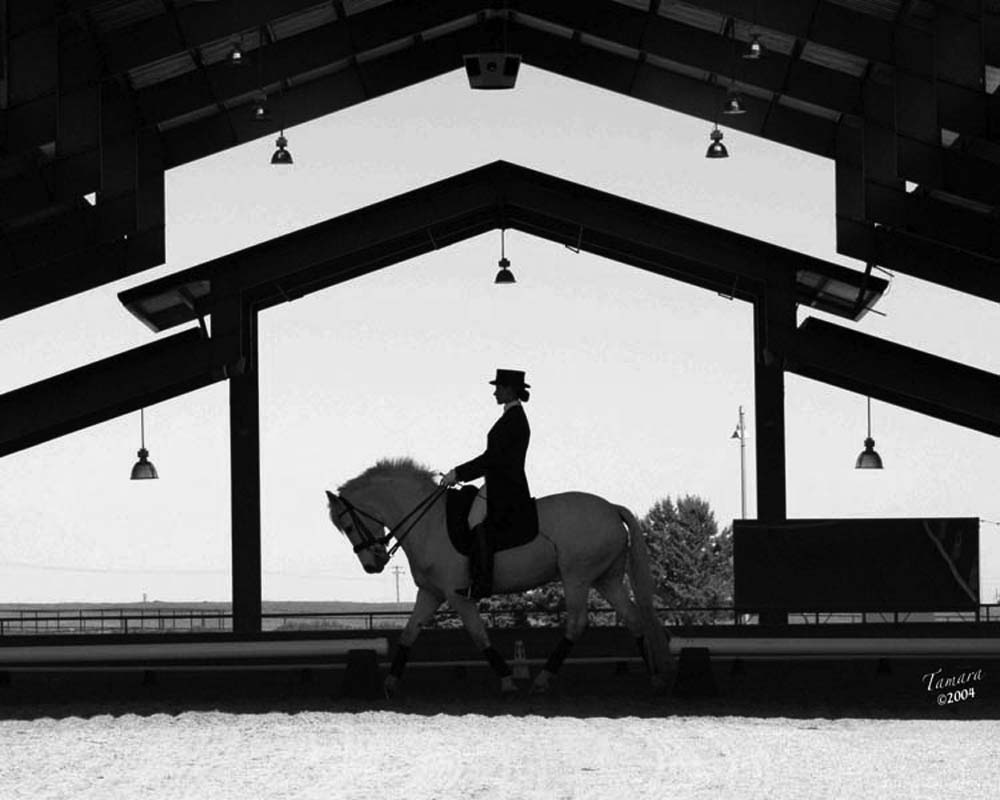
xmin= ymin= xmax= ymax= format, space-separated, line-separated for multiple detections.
xmin=489 ymin=369 xmax=530 ymax=388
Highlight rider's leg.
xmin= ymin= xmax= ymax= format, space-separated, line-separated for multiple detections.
xmin=456 ymin=522 xmax=494 ymax=599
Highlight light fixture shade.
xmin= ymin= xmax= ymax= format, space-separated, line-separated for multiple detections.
xmin=228 ymin=42 xmax=245 ymax=66
xmin=722 ymin=91 xmax=747 ymax=115
xmin=731 ymin=428 xmax=740 ymax=439
xmin=130 ymin=448 xmax=159 ymax=480
xmin=706 ymin=126 xmax=729 ymax=158
xmin=271 ymin=135 xmax=293 ymax=165
xmin=251 ymin=97 xmax=270 ymax=122
xmin=743 ymin=34 xmax=763 ymax=59
xmin=855 ymin=437 xmax=884 ymax=469
xmin=495 ymin=257 xmax=515 ymax=284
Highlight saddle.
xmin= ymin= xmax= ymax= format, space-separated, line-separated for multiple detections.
xmin=445 ymin=486 xmax=539 ymax=557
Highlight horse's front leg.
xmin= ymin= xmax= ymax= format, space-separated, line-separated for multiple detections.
xmin=449 ymin=594 xmax=517 ymax=695
xmin=385 ymin=587 xmax=442 ymax=697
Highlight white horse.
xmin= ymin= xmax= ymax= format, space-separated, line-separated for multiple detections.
xmin=325 ymin=458 xmax=672 ymax=696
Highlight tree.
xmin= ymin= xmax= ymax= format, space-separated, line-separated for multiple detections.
xmin=641 ymin=495 xmax=733 ymax=624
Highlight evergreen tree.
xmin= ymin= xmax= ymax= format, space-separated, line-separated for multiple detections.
xmin=641 ymin=494 xmax=733 ymax=624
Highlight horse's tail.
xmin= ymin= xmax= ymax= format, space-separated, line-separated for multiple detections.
xmin=615 ymin=504 xmax=673 ymax=678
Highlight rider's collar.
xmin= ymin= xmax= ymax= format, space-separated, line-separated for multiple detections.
xmin=503 ymin=399 xmax=522 ymax=411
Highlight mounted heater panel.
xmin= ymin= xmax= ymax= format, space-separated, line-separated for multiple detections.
xmin=464 ymin=53 xmax=521 ymax=89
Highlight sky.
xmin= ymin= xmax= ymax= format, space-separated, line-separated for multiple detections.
xmin=1 ymin=66 xmax=998 ymax=606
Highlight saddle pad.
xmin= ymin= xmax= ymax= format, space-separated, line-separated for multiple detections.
xmin=445 ymin=486 xmax=539 ymax=557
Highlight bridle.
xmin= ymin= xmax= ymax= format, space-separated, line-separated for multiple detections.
xmin=332 ymin=484 xmax=448 ymax=559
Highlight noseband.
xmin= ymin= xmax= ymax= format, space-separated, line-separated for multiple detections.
xmin=335 ymin=496 xmax=391 ymax=554
xmin=332 ymin=485 xmax=447 ymax=559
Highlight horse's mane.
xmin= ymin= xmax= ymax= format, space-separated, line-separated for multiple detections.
xmin=337 ymin=457 xmax=437 ymax=496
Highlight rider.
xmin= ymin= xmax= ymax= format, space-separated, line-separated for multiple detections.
xmin=442 ymin=369 xmax=532 ymax=600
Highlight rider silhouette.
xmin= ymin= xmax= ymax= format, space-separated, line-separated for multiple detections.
xmin=442 ymin=369 xmax=532 ymax=599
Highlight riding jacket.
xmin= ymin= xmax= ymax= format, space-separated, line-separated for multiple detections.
xmin=454 ymin=402 xmax=532 ymax=537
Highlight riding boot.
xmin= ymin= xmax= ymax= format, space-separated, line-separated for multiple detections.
xmin=456 ymin=523 xmax=494 ymax=600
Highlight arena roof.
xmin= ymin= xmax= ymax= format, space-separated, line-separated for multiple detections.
xmin=117 ymin=160 xmax=890 ymax=333
xmin=3 ymin=0 xmax=1000 ymax=320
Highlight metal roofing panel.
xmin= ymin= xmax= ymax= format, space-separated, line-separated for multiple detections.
xmin=778 ymin=93 xmax=841 ymax=122
xmin=422 ymin=14 xmax=480 ymax=42
xmin=88 ymin=0 xmax=164 ymax=34
xmin=926 ymin=189 xmax=995 ymax=216
xmin=800 ymin=41 xmax=868 ymax=77
xmin=659 ymin=1 xmax=725 ymax=35
xmin=644 ymin=52 xmax=711 ymax=83
xmin=342 ymin=0 xmax=395 ymax=16
xmin=157 ymin=104 xmax=218 ymax=133
xmin=128 ymin=51 xmax=197 ymax=90
xmin=608 ymin=0 xmax=649 ymax=10
xmin=515 ymin=12 xmax=575 ymax=40
xmin=579 ymin=32 xmax=640 ymax=62
xmin=355 ymin=36 xmax=414 ymax=64
xmin=286 ymin=58 xmax=353 ymax=87
xmin=825 ymin=0 xmax=901 ymax=21
xmin=270 ymin=3 xmax=337 ymax=41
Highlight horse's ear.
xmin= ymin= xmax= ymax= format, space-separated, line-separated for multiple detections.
xmin=325 ymin=490 xmax=336 ymax=504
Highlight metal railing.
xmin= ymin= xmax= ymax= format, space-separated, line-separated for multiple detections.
xmin=0 ymin=604 xmax=997 ymax=637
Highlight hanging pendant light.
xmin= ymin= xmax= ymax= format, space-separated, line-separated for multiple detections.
xmin=706 ymin=124 xmax=729 ymax=158
xmin=743 ymin=34 xmax=763 ymax=60
xmin=722 ymin=88 xmax=747 ymax=115
xmin=130 ymin=408 xmax=159 ymax=480
xmin=271 ymin=131 xmax=293 ymax=165
xmin=227 ymin=39 xmax=245 ymax=67
xmin=494 ymin=228 xmax=515 ymax=284
xmin=855 ymin=396 xmax=884 ymax=469
xmin=251 ymin=93 xmax=270 ymax=122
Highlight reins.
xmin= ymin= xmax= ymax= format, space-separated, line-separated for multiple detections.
xmin=337 ymin=484 xmax=448 ymax=559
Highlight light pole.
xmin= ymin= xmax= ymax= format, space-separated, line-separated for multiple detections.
xmin=731 ymin=405 xmax=747 ymax=519
xmin=392 ymin=565 xmax=404 ymax=603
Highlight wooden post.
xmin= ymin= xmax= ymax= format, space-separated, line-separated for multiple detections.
xmin=753 ymin=280 xmax=795 ymax=625
xmin=218 ymin=296 xmax=262 ymax=634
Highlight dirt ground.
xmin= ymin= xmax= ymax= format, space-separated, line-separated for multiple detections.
xmin=2 ymin=661 xmax=999 ymax=799
xmin=1 ymin=703 xmax=999 ymax=799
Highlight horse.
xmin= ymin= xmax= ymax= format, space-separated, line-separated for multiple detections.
xmin=325 ymin=458 xmax=672 ymax=696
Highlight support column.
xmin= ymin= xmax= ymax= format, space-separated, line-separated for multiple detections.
xmin=218 ymin=297 xmax=262 ymax=634
xmin=753 ymin=280 xmax=795 ymax=625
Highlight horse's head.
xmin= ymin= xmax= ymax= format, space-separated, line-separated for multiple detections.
xmin=325 ymin=489 xmax=391 ymax=574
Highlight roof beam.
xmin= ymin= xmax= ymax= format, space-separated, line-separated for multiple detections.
xmin=788 ymin=317 xmax=1000 ymax=437
xmin=0 ymin=328 xmax=239 ymax=457
xmin=118 ymin=161 xmax=885 ymax=333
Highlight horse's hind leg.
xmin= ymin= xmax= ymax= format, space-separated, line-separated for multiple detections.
xmin=595 ymin=574 xmax=651 ymax=674
xmin=530 ymin=581 xmax=590 ymax=694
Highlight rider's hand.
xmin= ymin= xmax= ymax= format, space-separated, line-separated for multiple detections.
xmin=441 ymin=469 xmax=458 ymax=487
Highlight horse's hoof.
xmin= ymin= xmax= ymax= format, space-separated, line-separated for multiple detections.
xmin=499 ymin=676 xmax=518 ymax=697
xmin=530 ymin=672 xmax=553 ymax=695
xmin=383 ymin=675 xmax=400 ymax=699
